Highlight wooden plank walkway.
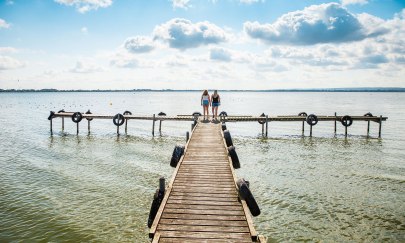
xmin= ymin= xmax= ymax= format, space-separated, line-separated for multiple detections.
xmin=149 ymin=122 xmax=260 ymax=242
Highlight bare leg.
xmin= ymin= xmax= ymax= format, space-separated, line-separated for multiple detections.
xmin=214 ymin=107 xmax=218 ymax=119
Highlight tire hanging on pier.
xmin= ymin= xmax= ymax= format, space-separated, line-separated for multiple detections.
xmin=223 ymin=130 xmax=233 ymax=147
xmin=192 ymin=112 xmax=202 ymax=117
xmin=306 ymin=114 xmax=318 ymax=126
xmin=71 ymin=112 xmax=83 ymax=123
xmin=147 ymin=188 xmax=164 ymax=228
xmin=123 ymin=111 xmax=132 ymax=115
xmin=219 ymin=111 xmax=228 ymax=118
xmin=113 ymin=113 xmax=125 ymax=126
xmin=341 ymin=115 xmax=353 ymax=127
xmin=170 ymin=145 xmax=185 ymax=168
xmin=298 ymin=112 xmax=307 ymax=117
xmin=364 ymin=112 xmax=373 ymax=117
xmin=221 ymin=122 xmax=227 ymax=131
xmin=258 ymin=113 xmax=266 ymax=124
xmin=237 ymin=178 xmax=260 ymax=216
xmin=228 ymin=146 xmax=240 ymax=169
xmin=85 ymin=110 xmax=93 ymax=121
xmin=158 ymin=112 xmax=166 ymax=116
xmin=58 ymin=109 xmax=65 ymax=113
xmin=48 ymin=111 xmax=55 ymax=120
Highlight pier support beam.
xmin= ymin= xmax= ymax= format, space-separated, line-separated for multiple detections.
xmin=186 ymin=131 xmax=189 ymax=142
xmin=125 ymin=119 xmax=128 ymax=134
xmin=334 ymin=112 xmax=337 ymax=135
xmin=152 ymin=114 xmax=156 ymax=137
xmin=378 ymin=115 xmax=382 ymax=138
xmin=159 ymin=120 xmax=162 ymax=135
xmin=301 ymin=120 xmax=305 ymax=136
xmin=345 ymin=126 xmax=348 ymax=138
xmin=50 ymin=119 xmax=53 ymax=135
xmin=117 ymin=125 xmax=120 ymax=136
xmin=265 ymin=115 xmax=268 ymax=138
xmin=62 ymin=117 xmax=64 ymax=132
xmin=76 ymin=123 xmax=79 ymax=135
xmin=367 ymin=120 xmax=370 ymax=137
xmin=261 ymin=123 xmax=264 ymax=137
xmin=310 ymin=125 xmax=313 ymax=137
xmin=88 ymin=120 xmax=91 ymax=134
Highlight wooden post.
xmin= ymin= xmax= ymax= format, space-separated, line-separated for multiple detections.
xmin=334 ymin=112 xmax=337 ymax=135
xmin=345 ymin=126 xmax=348 ymax=138
xmin=88 ymin=120 xmax=90 ymax=134
xmin=261 ymin=123 xmax=264 ymax=137
xmin=265 ymin=115 xmax=268 ymax=137
xmin=367 ymin=120 xmax=370 ymax=137
xmin=310 ymin=125 xmax=313 ymax=137
xmin=186 ymin=131 xmax=189 ymax=142
xmin=159 ymin=120 xmax=162 ymax=135
xmin=125 ymin=119 xmax=128 ymax=134
xmin=76 ymin=122 xmax=79 ymax=135
xmin=117 ymin=125 xmax=119 ymax=136
xmin=62 ymin=117 xmax=64 ymax=132
xmin=50 ymin=119 xmax=53 ymax=135
xmin=301 ymin=120 xmax=305 ymax=136
xmin=152 ymin=114 xmax=155 ymax=137
xmin=191 ymin=123 xmax=194 ymax=131
xmin=159 ymin=177 xmax=165 ymax=193
xmin=378 ymin=115 xmax=382 ymax=138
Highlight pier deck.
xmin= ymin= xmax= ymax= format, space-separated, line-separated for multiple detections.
xmin=149 ymin=122 xmax=260 ymax=242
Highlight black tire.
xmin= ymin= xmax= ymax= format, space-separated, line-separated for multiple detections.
xmin=147 ymin=189 xmax=164 ymax=228
xmin=364 ymin=112 xmax=373 ymax=117
xmin=71 ymin=112 xmax=83 ymax=123
xmin=306 ymin=114 xmax=318 ymax=126
xmin=228 ymin=146 xmax=240 ymax=169
xmin=85 ymin=110 xmax=93 ymax=121
xmin=223 ymin=130 xmax=233 ymax=147
xmin=192 ymin=112 xmax=202 ymax=117
xmin=219 ymin=111 xmax=228 ymax=117
xmin=48 ymin=111 xmax=55 ymax=120
xmin=123 ymin=110 xmax=132 ymax=115
xmin=341 ymin=115 xmax=353 ymax=127
xmin=58 ymin=109 xmax=65 ymax=113
xmin=170 ymin=145 xmax=185 ymax=168
xmin=237 ymin=179 xmax=260 ymax=217
xmin=298 ymin=112 xmax=307 ymax=117
xmin=258 ymin=113 xmax=266 ymax=124
xmin=113 ymin=113 xmax=125 ymax=126
xmin=158 ymin=112 xmax=166 ymax=116
xmin=221 ymin=123 xmax=227 ymax=131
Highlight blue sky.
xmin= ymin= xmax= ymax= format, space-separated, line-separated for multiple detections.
xmin=0 ymin=0 xmax=404 ymax=90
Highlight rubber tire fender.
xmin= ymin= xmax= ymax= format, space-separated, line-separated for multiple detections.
xmin=85 ymin=110 xmax=93 ymax=121
xmin=258 ymin=113 xmax=266 ymax=125
xmin=341 ymin=115 xmax=353 ymax=127
xmin=228 ymin=146 xmax=240 ymax=169
xmin=306 ymin=114 xmax=318 ymax=126
xmin=71 ymin=112 xmax=83 ymax=123
xmin=123 ymin=111 xmax=132 ymax=115
xmin=192 ymin=112 xmax=202 ymax=117
xmin=219 ymin=111 xmax=228 ymax=117
xmin=170 ymin=145 xmax=185 ymax=168
xmin=298 ymin=112 xmax=307 ymax=117
xmin=48 ymin=111 xmax=55 ymax=120
xmin=237 ymin=179 xmax=260 ymax=217
xmin=223 ymin=130 xmax=233 ymax=147
xmin=113 ymin=113 xmax=125 ymax=126
xmin=221 ymin=122 xmax=227 ymax=131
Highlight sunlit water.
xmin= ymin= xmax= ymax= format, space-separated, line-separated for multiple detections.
xmin=0 ymin=92 xmax=404 ymax=242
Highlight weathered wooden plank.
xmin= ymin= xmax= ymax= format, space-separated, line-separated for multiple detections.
xmin=163 ymin=208 xmax=245 ymax=216
xmin=159 ymin=238 xmax=253 ymax=243
xmin=165 ymin=204 xmax=242 ymax=211
xmin=157 ymin=224 xmax=250 ymax=233
xmin=161 ymin=213 xmax=246 ymax=221
xmin=158 ymin=231 xmax=252 ymax=240
xmin=170 ymin=191 xmax=237 ymax=197
xmin=159 ymin=218 xmax=248 ymax=227
xmin=166 ymin=199 xmax=241 ymax=207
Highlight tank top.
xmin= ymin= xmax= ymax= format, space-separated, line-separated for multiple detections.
xmin=202 ymin=95 xmax=209 ymax=101
xmin=212 ymin=95 xmax=219 ymax=103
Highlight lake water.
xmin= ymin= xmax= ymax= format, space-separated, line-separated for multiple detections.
xmin=0 ymin=92 xmax=404 ymax=242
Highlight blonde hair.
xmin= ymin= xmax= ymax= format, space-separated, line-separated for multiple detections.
xmin=203 ymin=90 xmax=208 ymax=95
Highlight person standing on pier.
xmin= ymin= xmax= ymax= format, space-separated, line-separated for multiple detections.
xmin=211 ymin=90 xmax=221 ymax=120
xmin=201 ymin=90 xmax=211 ymax=121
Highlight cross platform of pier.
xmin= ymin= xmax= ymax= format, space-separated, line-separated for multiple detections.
xmin=149 ymin=122 xmax=262 ymax=242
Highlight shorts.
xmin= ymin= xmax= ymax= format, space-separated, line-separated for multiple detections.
xmin=212 ymin=102 xmax=220 ymax=107
xmin=202 ymin=100 xmax=209 ymax=105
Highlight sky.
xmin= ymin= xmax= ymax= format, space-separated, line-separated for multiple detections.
xmin=0 ymin=0 xmax=404 ymax=90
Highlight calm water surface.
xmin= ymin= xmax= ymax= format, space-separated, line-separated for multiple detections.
xmin=0 ymin=92 xmax=404 ymax=242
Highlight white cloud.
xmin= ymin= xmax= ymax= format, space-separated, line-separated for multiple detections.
xmin=81 ymin=27 xmax=88 ymax=34
xmin=153 ymin=18 xmax=228 ymax=50
xmin=69 ymin=61 xmax=102 ymax=73
xmin=55 ymin=0 xmax=112 ymax=13
xmin=0 ymin=47 xmax=18 ymax=54
xmin=210 ymin=47 xmax=232 ymax=61
xmin=0 ymin=55 xmax=24 ymax=70
xmin=171 ymin=0 xmax=191 ymax=9
xmin=244 ymin=3 xmax=386 ymax=45
xmin=341 ymin=0 xmax=368 ymax=6
xmin=0 ymin=18 xmax=11 ymax=29
xmin=124 ymin=36 xmax=155 ymax=53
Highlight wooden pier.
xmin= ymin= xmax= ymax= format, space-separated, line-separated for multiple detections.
xmin=149 ymin=122 xmax=264 ymax=242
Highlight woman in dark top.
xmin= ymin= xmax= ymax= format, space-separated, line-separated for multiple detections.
xmin=211 ymin=90 xmax=220 ymax=120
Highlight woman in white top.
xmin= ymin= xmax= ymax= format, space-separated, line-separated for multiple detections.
xmin=201 ymin=90 xmax=211 ymax=120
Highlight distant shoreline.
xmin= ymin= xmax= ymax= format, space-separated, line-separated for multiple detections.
xmin=1 ymin=88 xmax=405 ymax=93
